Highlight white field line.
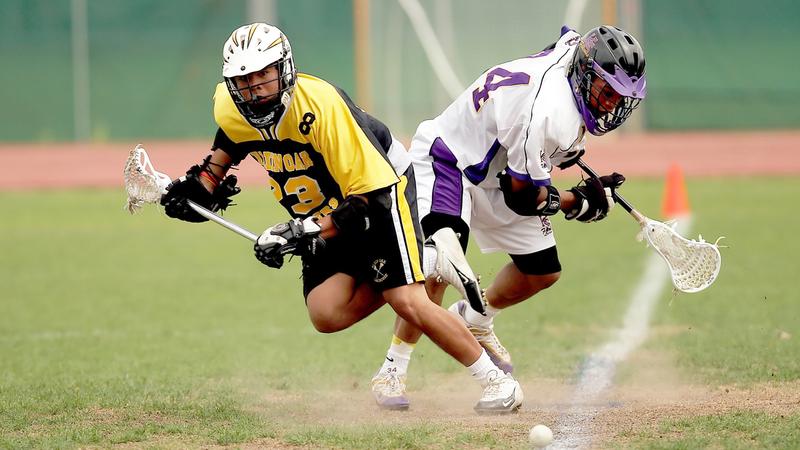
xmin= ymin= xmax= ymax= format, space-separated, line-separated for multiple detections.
xmin=551 ymin=217 xmax=692 ymax=449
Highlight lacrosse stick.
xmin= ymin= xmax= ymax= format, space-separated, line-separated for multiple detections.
xmin=123 ymin=144 xmax=258 ymax=242
xmin=576 ymin=159 xmax=722 ymax=293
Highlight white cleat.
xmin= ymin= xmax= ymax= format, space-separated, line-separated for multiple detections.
xmin=474 ymin=369 xmax=523 ymax=415
xmin=449 ymin=300 xmax=514 ymax=374
xmin=370 ymin=370 xmax=410 ymax=411
xmin=426 ymin=228 xmax=485 ymax=314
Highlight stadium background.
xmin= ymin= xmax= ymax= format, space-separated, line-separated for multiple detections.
xmin=1 ymin=0 xmax=798 ymax=144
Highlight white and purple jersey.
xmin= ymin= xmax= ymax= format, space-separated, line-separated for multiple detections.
xmin=411 ymin=29 xmax=584 ymax=192
xmin=410 ymin=28 xmax=585 ymax=255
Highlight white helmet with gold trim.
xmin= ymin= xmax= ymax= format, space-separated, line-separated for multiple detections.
xmin=222 ymin=23 xmax=296 ymax=128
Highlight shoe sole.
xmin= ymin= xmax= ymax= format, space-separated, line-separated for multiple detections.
xmin=474 ymin=386 xmax=523 ymax=415
xmin=474 ymin=404 xmax=522 ymax=415
xmin=377 ymin=403 xmax=410 ymax=411
xmin=430 ymin=228 xmax=485 ymax=314
xmin=373 ymin=394 xmax=410 ymax=411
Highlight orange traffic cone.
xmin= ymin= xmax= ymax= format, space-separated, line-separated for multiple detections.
xmin=662 ymin=163 xmax=690 ymax=218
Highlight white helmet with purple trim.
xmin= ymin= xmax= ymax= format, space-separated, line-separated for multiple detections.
xmin=222 ymin=23 xmax=297 ymax=128
xmin=568 ymin=26 xmax=647 ymax=135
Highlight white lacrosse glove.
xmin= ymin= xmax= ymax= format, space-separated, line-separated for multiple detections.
xmin=254 ymin=217 xmax=324 ymax=269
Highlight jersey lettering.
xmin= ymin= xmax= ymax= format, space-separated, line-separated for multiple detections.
xmin=472 ymin=67 xmax=531 ymax=111
xmin=251 ymin=150 xmax=314 ymax=173
xmin=254 ymin=146 xmax=341 ymax=218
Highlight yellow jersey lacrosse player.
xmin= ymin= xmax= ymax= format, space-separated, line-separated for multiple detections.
xmin=158 ymin=23 xmax=523 ymax=414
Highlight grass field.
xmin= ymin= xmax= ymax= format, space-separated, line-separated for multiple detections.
xmin=1 ymin=176 xmax=799 ymax=449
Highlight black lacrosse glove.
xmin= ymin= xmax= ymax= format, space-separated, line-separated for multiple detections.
xmin=565 ymin=173 xmax=625 ymax=222
xmin=555 ymin=149 xmax=585 ymax=170
xmin=160 ymin=165 xmax=240 ymax=223
xmin=254 ymin=217 xmax=325 ymax=269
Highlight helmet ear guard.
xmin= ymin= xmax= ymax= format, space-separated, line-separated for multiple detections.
xmin=568 ymin=26 xmax=647 ymax=135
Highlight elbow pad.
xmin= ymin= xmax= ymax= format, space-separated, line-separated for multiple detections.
xmin=498 ymin=171 xmax=561 ymax=216
xmin=331 ymin=195 xmax=370 ymax=234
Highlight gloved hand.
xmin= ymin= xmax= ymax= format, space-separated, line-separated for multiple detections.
xmin=160 ymin=165 xmax=240 ymax=222
xmin=565 ymin=173 xmax=625 ymax=222
xmin=254 ymin=217 xmax=325 ymax=268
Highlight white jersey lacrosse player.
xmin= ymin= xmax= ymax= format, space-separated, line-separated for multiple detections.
xmin=413 ymin=28 xmax=586 ymax=256
xmin=371 ymin=25 xmax=646 ymax=408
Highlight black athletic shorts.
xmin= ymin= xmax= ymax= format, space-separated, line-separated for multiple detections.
xmin=301 ymin=171 xmax=425 ymax=298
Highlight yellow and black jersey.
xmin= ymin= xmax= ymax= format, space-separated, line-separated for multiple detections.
xmin=212 ymin=73 xmax=401 ymax=219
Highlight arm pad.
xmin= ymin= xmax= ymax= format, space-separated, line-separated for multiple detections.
xmin=498 ymin=171 xmax=561 ymax=216
xmin=330 ymin=195 xmax=370 ymax=234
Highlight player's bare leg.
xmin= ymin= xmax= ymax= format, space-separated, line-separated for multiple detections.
xmin=393 ymin=278 xmax=446 ymax=341
xmin=370 ymin=278 xmax=445 ymax=410
xmin=377 ymin=227 xmax=479 ymax=369
xmin=306 ymin=273 xmax=384 ymax=333
xmin=383 ymin=283 xmax=479 ymax=364
xmin=373 ymin=226 xmax=487 ymax=409
xmin=372 ymin=227 xmax=477 ymax=406
xmin=484 ymin=262 xmax=560 ymax=309
xmin=451 ymin=262 xmax=560 ymax=373
xmin=380 ymin=282 xmax=523 ymax=413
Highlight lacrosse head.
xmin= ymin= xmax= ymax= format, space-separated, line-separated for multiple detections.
xmin=123 ymin=145 xmax=172 ymax=214
xmin=637 ymin=217 xmax=722 ymax=293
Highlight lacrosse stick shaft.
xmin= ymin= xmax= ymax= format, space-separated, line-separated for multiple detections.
xmin=187 ymin=201 xmax=258 ymax=242
xmin=575 ymin=159 xmax=646 ymax=223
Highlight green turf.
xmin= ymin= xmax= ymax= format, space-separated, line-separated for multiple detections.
xmin=0 ymin=177 xmax=797 ymax=448
xmin=620 ymin=410 xmax=800 ymax=450
xmin=645 ymin=177 xmax=800 ymax=384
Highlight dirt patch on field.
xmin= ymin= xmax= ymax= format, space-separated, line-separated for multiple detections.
xmin=238 ymin=362 xmax=800 ymax=449
xmin=61 ymin=351 xmax=800 ymax=449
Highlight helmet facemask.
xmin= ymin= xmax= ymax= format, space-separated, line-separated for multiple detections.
xmin=225 ymin=57 xmax=296 ymax=128
xmin=576 ymin=63 xmax=643 ymax=135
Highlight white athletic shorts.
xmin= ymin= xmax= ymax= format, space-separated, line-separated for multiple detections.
xmin=410 ymin=136 xmax=556 ymax=256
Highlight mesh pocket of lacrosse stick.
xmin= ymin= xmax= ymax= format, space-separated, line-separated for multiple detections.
xmin=123 ymin=144 xmax=173 ymax=214
xmin=637 ymin=218 xmax=723 ymax=293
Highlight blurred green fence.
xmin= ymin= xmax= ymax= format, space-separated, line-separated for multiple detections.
xmin=0 ymin=0 xmax=352 ymax=141
xmin=0 ymin=0 xmax=797 ymax=142
xmin=643 ymin=0 xmax=800 ymax=130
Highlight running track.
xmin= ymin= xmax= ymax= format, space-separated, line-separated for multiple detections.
xmin=1 ymin=131 xmax=798 ymax=190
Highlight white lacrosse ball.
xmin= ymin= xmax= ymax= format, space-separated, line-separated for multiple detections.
xmin=529 ymin=424 xmax=553 ymax=448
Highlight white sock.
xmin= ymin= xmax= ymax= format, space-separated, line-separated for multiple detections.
xmin=379 ymin=335 xmax=415 ymax=375
xmin=422 ymin=244 xmax=437 ymax=278
xmin=464 ymin=302 xmax=500 ymax=327
xmin=468 ymin=350 xmax=501 ymax=387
